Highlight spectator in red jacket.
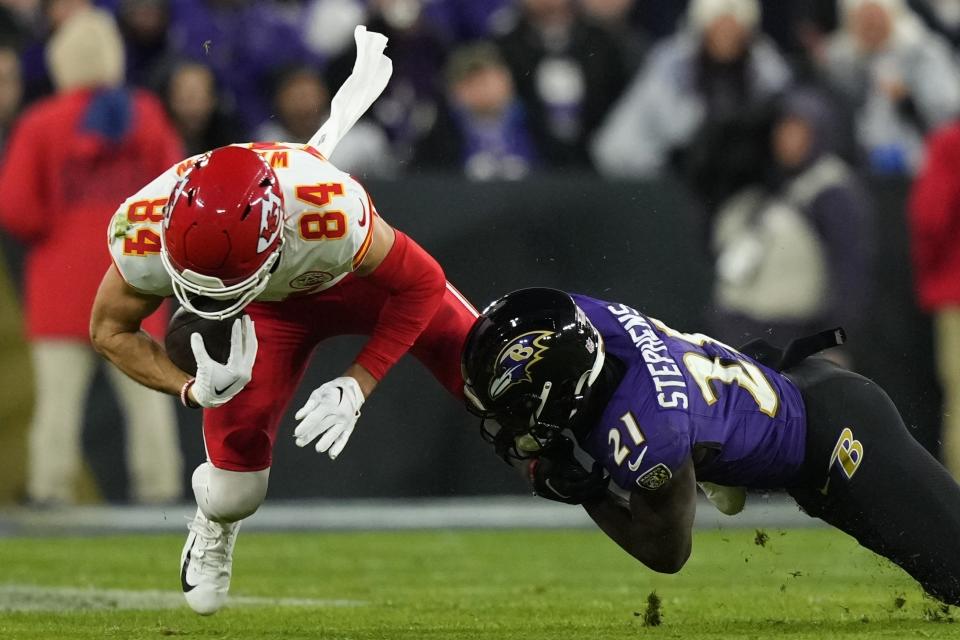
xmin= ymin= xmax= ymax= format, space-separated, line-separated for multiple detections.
xmin=0 ymin=8 xmax=184 ymax=505
xmin=910 ymin=120 xmax=960 ymax=480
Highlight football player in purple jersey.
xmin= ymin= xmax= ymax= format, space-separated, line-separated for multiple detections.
xmin=461 ymin=288 xmax=960 ymax=604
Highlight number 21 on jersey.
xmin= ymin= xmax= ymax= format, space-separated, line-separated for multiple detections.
xmin=609 ymin=411 xmax=647 ymax=470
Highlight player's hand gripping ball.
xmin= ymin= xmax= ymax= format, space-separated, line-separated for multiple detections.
xmin=165 ymin=300 xmax=258 ymax=408
xmin=192 ymin=315 xmax=257 ymax=408
xmin=164 ymin=302 xmax=234 ymax=375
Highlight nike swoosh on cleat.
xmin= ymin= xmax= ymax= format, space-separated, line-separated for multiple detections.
xmin=214 ymin=379 xmax=239 ymax=396
xmin=180 ymin=539 xmax=197 ymax=593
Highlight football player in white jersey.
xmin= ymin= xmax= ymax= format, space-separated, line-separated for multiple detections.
xmin=89 ymin=28 xmax=477 ymax=615
xmin=91 ymin=141 xmax=477 ymax=615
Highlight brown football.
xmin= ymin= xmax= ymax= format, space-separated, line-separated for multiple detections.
xmin=164 ymin=300 xmax=236 ymax=376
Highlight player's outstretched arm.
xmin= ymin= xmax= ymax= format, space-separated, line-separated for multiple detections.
xmin=352 ymin=218 xmax=446 ymax=392
xmin=294 ymin=216 xmax=447 ymax=461
xmin=90 ymin=264 xmax=191 ymax=396
xmin=583 ymin=458 xmax=697 ymax=574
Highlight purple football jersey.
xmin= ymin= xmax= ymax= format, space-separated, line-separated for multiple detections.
xmin=572 ymin=295 xmax=807 ymax=491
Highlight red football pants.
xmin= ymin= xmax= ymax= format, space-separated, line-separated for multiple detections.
xmin=202 ymin=276 xmax=478 ymax=471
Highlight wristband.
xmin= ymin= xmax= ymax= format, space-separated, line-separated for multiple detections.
xmin=180 ymin=378 xmax=200 ymax=409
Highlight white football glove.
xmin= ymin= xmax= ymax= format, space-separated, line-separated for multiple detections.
xmin=189 ymin=315 xmax=258 ymax=408
xmin=293 ymin=376 xmax=365 ymax=460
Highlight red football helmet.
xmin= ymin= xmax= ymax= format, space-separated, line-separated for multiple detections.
xmin=160 ymin=145 xmax=285 ymax=320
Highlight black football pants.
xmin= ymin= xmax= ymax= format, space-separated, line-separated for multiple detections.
xmin=785 ymin=358 xmax=960 ymax=605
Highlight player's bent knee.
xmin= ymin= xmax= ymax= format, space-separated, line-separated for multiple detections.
xmin=192 ymin=462 xmax=269 ymax=523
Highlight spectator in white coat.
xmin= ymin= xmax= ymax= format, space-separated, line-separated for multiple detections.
xmin=591 ymin=0 xmax=791 ymax=184
xmin=821 ymin=0 xmax=960 ymax=174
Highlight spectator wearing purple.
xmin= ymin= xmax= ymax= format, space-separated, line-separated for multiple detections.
xmin=166 ymin=0 xmax=322 ymax=132
xmin=495 ymin=0 xmax=629 ymax=169
xmin=414 ymin=41 xmax=538 ymax=180
xmin=709 ymin=88 xmax=874 ymax=363
xmin=422 ymin=0 xmax=515 ymax=41
xmin=163 ymin=60 xmax=240 ymax=155
xmin=255 ymin=65 xmax=395 ymax=178
xmin=117 ymin=0 xmax=177 ymax=92
xmin=324 ymin=0 xmax=449 ymax=163
xmin=820 ymin=0 xmax=960 ymax=175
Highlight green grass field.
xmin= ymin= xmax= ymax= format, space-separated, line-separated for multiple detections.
xmin=0 ymin=527 xmax=956 ymax=639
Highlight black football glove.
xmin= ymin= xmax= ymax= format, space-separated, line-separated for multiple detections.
xmin=527 ymin=437 xmax=609 ymax=505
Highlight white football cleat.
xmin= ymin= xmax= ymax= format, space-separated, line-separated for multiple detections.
xmin=698 ymin=481 xmax=747 ymax=516
xmin=180 ymin=508 xmax=241 ymax=615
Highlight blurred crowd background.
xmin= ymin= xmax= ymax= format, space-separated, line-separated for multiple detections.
xmin=1 ymin=0 xmax=959 ymax=506
xmin=2 ymin=0 xmax=959 ymax=180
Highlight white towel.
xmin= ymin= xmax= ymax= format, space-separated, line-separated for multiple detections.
xmin=308 ymin=25 xmax=393 ymax=158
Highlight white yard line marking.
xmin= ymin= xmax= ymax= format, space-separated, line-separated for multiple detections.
xmin=0 ymin=584 xmax=366 ymax=612
xmin=0 ymin=496 xmax=823 ymax=537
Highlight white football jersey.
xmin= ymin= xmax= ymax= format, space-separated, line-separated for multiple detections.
xmin=108 ymin=143 xmax=377 ymax=300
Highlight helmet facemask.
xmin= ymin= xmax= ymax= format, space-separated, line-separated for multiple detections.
xmin=461 ymin=288 xmax=608 ymax=462
xmin=467 ymin=332 xmax=605 ymax=462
